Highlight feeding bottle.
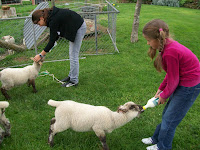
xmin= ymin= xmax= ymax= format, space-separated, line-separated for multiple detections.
xmin=143 ymin=96 xmax=159 ymax=110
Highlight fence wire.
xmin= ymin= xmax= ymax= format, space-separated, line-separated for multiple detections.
xmin=0 ymin=0 xmax=119 ymax=70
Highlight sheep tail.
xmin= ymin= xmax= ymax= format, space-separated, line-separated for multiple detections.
xmin=0 ymin=101 xmax=9 ymax=108
xmin=48 ymin=99 xmax=61 ymax=107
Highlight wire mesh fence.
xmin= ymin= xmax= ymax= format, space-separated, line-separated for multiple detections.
xmin=0 ymin=0 xmax=119 ymax=70
xmin=0 ymin=17 xmax=29 ymax=68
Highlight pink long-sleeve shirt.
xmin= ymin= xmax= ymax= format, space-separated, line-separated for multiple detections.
xmin=159 ymin=40 xmax=200 ymax=99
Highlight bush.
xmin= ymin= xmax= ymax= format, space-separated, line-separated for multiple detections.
xmin=126 ymin=0 xmax=152 ymax=4
xmin=179 ymin=0 xmax=200 ymax=8
xmin=179 ymin=0 xmax=197 ymax=6
xmin=152 ymin=0 xmax=180 ymax=7
xmin=180 ymin=0 xmax=187 ymax=6
xmin=125 ymin=0 xmax=199 ymax=8
xmin=22 ymin=1 xmax=32 ymax=5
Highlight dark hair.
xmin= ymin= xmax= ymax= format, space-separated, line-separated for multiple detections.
xmin=143 ymin=19 xmax=170 ymax=72
xmin=32 ymin=8 xmax=53 ymax=25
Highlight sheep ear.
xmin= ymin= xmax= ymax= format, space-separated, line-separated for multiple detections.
xmin=40 ymin=56 xmax=45 ymax=62
xmin=30 ymin=57 xmax=34 ymax=61
xmin=129 ymin=105 xmax=135 ymax=110
xmin=38 ymin=57 xmax=45 ymax=65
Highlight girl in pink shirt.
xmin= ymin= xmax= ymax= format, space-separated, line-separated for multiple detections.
xmin=141 ymin=19 xmax=200 ymax=150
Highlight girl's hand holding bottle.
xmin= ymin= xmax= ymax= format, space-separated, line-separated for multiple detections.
xmin=143 ymin=91 xmax=164 ymax=110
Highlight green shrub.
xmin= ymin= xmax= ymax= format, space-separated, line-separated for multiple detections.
xmin=179 ymin=0 xmax=187 ymax=6
xmin=22 ymin=1 xmax=32 ymax=5
xmin=152 ymin=0 xmax=180 ymax=7
xmin=126 ymin=0 xmax=152 ymax=3
xmin=179 ymin=0 xmax=199 ymax=7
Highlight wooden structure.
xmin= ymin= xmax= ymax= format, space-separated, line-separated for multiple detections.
xmin=0 ymin=6 xmax=17 ymax=18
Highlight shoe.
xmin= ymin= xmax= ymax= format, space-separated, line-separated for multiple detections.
xmin=61 ymin=81 xmax=78 ymax=87
xmin=142 ymin=137 xmax=153 ymax=145
xmin=60 ymin=76 xmax=70 ymax=82
xmin=146 ymin=144 xmax=159 ymax=150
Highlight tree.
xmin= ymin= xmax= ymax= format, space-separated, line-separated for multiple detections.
xmin=130 ymin=0 xmax=142 ymax=43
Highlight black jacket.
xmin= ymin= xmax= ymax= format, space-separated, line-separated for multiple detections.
xmin=44 ymin=6 xmax=84 ymax=52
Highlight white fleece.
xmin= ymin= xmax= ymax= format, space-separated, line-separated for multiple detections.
xmin=0 ymin=62 xmax=41 ymax=90
xmin=48 ymin=100 xmax=141 ymax=134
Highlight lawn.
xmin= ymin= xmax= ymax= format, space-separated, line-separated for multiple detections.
xmin=0 ymin=3 xmax=200 ymax=150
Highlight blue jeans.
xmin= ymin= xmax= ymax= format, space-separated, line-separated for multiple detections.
xmin=68 ymin=22 xmax=86 ymax=84
xmin=151 ymin=83 xmax=200 ymax=150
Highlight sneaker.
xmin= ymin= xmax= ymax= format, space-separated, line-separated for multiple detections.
xmin=61 ymin=81 xmax=78 ymax=87
xmin=146 ymin=144 xmax=159 ymax=150
xmin=142 ymin=137 xmax=153 ymax=145
xmin=60 ymin=76 xmax=70 ymax=82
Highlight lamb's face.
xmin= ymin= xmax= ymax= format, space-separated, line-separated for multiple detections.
xmin=2 ymin=36 xmax=15 ymax=44
xmin=117 ymin=102 xmax=144 ymax=115
xmin=31 ymin=57 xmax=44 ymax=66
xmin=2 ymin=36 xmax=10 ymax=40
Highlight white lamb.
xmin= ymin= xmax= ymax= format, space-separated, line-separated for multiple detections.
xmin=0 ymin=101 xmax=11 ymax=144
xmin=0 ymin=58 xmax=43 ymax=100
xmin=2 ymin=36 xmax=15 ymax=44
xmin=47 ymin=99 xmax=144 ymax=150
xmin=2 ymin=35 xmax=15 ymax=55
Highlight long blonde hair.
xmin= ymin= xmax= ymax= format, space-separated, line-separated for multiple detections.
xmin=143 ymin=19 xmax=170 ymax=72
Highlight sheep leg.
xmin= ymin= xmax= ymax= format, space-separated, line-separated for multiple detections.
xmin=93 ymin=128 xmax=109 ymax=150
xmin=1 ymin=88 xmax=10 ymax=100
xmin=0 ymin=127 xmax=5 ymax=144
xmin=48 ymin=118 xmax=56 ymax=147
xmin=27 ymin=79 xmax=31 ymax=87
xmin=28 ymin=79 xmax=37 ymax=93
xmin=0 ymin=109 xmax=11 ymax=137
xmin=48 ymin=117 xmax=71 ymax=147
xmin=99 ymin=136 xmax=109 ymax=150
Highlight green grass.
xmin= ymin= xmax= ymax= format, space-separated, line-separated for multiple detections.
xmin=0 ymin=3 xmax=200 ymax=150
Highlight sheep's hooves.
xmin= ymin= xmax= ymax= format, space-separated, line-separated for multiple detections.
xmin=102 ymin=146 xmax=109 ymax=150
xmin=48 ymin=142 xmax=54 ymax=147
xmin=4 ymin=132 xmax=11 ymax=137
xmin=5 ymin=96 xmax=11 ymax=100
xmin=33 ymin=90 xmax=38 ymax=93
xmin=0 ymin=137 xmax=4 ymax=144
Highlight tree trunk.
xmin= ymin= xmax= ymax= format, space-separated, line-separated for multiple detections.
xmin=130 ymin=0 xmax=142 ymax=43
xmin=0 ymin=39 xmax=27 ymax=52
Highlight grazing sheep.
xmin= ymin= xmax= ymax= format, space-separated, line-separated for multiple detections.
xmin=0 ymin=101 xmax=11 ymax=144
xmin=2 ymin=35 xmax=15 ymax=55
xmin=47 ymin=99 xmax=144 ymax=150
xmin=0 ymin=58 xmax=43 ymax=100
xmin=2 ymin=36 xmax=15 ymax=44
